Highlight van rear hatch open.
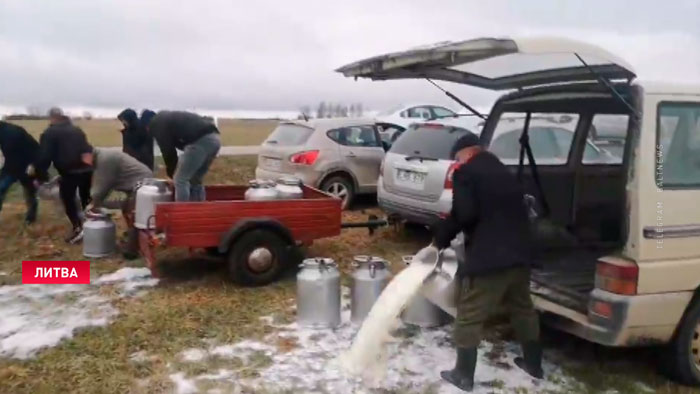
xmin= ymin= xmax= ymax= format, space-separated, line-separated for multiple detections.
xmin=336 ymin=37 xmax=636 ymax=90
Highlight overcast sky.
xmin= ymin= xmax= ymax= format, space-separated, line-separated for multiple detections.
xmin=1 ymin=0 xmax=699 ymax=114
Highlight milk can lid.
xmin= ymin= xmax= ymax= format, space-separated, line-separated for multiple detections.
xmin=352 ymin=255 xmax=388 ymax=268
xmin=300 ymin=257 xmax=336 ymax=268
xmin=278 ymin=176 xmax=302 ymax=186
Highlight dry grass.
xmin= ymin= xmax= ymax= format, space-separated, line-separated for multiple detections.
xmin=1 ymin=156 xmax=700 ymax=393
xmin=8 ymin=118 xmax=277 ymax=147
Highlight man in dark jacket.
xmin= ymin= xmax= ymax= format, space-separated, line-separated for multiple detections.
xmin=147 ymin=111 xmax=221 ymax=201
xmin=434 ymin=132 xmax=542 ymax=391
xmin=139 ymin=109 xmax=156 ymax=171
xmin=36 ymin=108 xmax=94 ymax=243
xmin=118 ymin=108 xmax=154 ymax=170
xmin=0 ymin=121 xmax=40 ymax=224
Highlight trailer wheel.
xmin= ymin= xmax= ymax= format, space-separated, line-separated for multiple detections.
xmin=227 ymin=229 xmax=290 ymax=286
xmin=664 ymin=300 xmax=700 ymax=386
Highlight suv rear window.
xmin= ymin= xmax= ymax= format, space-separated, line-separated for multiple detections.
xmin=265 ymin=124 xmax=314 ymax=146
xmin=389 ymin=125 xmax=471 ymax=160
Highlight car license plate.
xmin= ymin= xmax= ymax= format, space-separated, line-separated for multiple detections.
xmin=396 ymin=169 xmax=426 ymax=189
xmin=264 ymin=157 xmax=281 ymax=170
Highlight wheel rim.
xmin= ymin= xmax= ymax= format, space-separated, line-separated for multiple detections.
xmin=247 ymin=247 xmax=274 ymax=273
xmin=691 ymin=320 xmax=700 ymax=369
xmin=326 ymin=182 xmax=349 ymax=205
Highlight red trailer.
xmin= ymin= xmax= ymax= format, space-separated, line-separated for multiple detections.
xmin=138 ymin=184 xmax=344 ymax=285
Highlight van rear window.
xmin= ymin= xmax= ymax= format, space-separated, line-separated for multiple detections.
xmin=389 ymin=125 xmax=471 ymax=160
xmin=265 ymin=124 xmax=314 ymax=146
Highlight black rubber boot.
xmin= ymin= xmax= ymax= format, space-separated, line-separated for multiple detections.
xmin=514 ymin=341 xmax=544 ymax=379
xmin=440 ymin=347 xmax=477 ymax=392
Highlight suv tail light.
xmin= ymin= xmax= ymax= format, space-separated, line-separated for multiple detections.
xmin=290 ymin=150 xmax=319 ymax=165
xmin=444 ymin=161 xmax=459 ymax=189
xmin=595 ymin=260 xmax=638 ymax=295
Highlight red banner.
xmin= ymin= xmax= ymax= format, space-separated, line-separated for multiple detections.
xmin=22 ymin=261 xmax=91 ymax=284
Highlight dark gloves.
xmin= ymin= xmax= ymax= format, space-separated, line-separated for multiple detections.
xmin=433 ymin=217 xmax=460 ymax=250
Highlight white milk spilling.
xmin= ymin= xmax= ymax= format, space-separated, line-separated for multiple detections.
xmin=339 ymin=247 xmax=438 ymax=383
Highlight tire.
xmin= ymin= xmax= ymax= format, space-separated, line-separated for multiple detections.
xmin=664 ymin=299 xmax=700 ymax=385
xmin=227 ymin=229 xmax=291 ymax=286
xmin=321 ymin=176 xmax=354 ymax=210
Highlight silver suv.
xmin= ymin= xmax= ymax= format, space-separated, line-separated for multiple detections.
xmin=255 ymin=118 xmax=385 ymax=209
xmin=378 ymin=123 xmax=472 ymax=226
xmin=380 ymin=119 xmax=619 ymax=226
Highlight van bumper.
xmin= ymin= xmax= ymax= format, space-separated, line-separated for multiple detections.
xmin=534 ymin=289 xmax=692 ymax=347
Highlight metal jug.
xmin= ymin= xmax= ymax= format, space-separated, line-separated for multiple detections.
xmin=350 ymin=255 xmax=391 ymax=324
xmin=416 ymin=236 xmax=464 ymax=318
xmin=134 ymin=178 xmax=173 ymax=229
xmin=275 ymin=176 xmax=303 ymax=200
xmin=83 ymin=211 xmax=116 ymax=258
xmin=401 ymin=255 xmax=452 ymax=327
xmin=296 ymin=257 xmax=341 ymax=328
xmin=244 ymin=179 xmax=279 ymax=201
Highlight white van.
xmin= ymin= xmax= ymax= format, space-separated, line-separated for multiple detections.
xmin=337 ymin=37 xmax=700 ymax=384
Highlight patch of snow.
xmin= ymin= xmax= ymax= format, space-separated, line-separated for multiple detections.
xmin=181 ymin=348 xmax=207 ymax=362
xmin=210 ymin=341 xmax=275 ymax=362
xmin=96 ymin=267 xmax=152 ymax=284
xmin=258 ymin=315 xmax=274 ymax=325
xmin=0 ymin=267 xmax=158 ymax=359
xmin=129 ymin=351 xmax=150 ymax=363
xmin=170 ymin=315 xmax=578 ymax=393
xmin=169 ymin=372 xmax=198 ymax=394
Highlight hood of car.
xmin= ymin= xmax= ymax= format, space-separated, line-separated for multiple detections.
xmin=336 ymin=36 xmax=636 ymax=90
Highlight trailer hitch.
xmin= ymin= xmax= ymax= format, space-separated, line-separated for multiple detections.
xmin=340 ymin=214 xmax=390 ymax=236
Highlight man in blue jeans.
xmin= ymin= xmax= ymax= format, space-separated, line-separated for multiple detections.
xmin=0 ymin=121 xmax=40 ymax=224
xmin=147 ymin=111 xmax=221 ymax=201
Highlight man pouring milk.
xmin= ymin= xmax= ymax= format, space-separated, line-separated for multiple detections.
xmin=433 ymin=132 xmax=543 ymax=391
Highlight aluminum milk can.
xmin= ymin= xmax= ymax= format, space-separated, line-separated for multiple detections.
xmin=296 ymin=257 xmax=341 ymax=328
xmin=275 ymin=176 xmax=303 ymax=200
xmin=350 ymin=255 xmax=391 ymax=324
xmin=401 ymin=255 xmax=451 ymax=327
xmin=418 ymin=236 xmax=463 ymax=318
xmin=83 ymin=211 xmax=116 ymax=258
xmin=134 ymin=178 xmax=173 ymax=229
xmin=244 ymin=180 xmax=279 ymax=201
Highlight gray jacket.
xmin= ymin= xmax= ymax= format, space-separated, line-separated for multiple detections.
xmin=91 ymin=148 xmax=153 ymax=209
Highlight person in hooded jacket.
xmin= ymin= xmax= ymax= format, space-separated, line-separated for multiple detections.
xmin=35 ymin=107 xmax=94 ymax=244
xmin=146 ymin=110 xmax=221 ymax=202
xmin=433 ymin=132 xmax=542 ymax=391
xmin=0 ymin=121 xmax=40 ymax=224
xmin=118 ymin=108 xmax=154 ymax=170
xmin=139 ymin=109 xmax=156 ymax=170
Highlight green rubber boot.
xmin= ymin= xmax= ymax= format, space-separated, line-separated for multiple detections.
xmin=440 ymin=347 xmax=477 ymax=392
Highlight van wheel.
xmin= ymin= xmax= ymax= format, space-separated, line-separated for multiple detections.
xmin=321 ymin=176 xmax=354 ymax=210
xmin=227 ymin=230 xmax=290 ymax=286
xmin=664 ymin=300 xmax=700 ymax=385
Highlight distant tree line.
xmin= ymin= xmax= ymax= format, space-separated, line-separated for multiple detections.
xmin=2 ymin=107 xmax=94 ymax=121
xmin=298 ymin=102 xmax=364 ymax=120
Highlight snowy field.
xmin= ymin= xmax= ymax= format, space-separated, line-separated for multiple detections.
xmin=162 ymin=289 xmax=581 ymax=394
xmin=0 ymin=267 xmax=158 ymax=359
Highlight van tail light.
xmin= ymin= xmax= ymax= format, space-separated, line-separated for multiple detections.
xmin=290 ymin=150 xmax=319 ymax=165
xmin=595 ymin=260 xmax=638 ymax=295
xmin=444 ymin=162 xmax=458 ymax=189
